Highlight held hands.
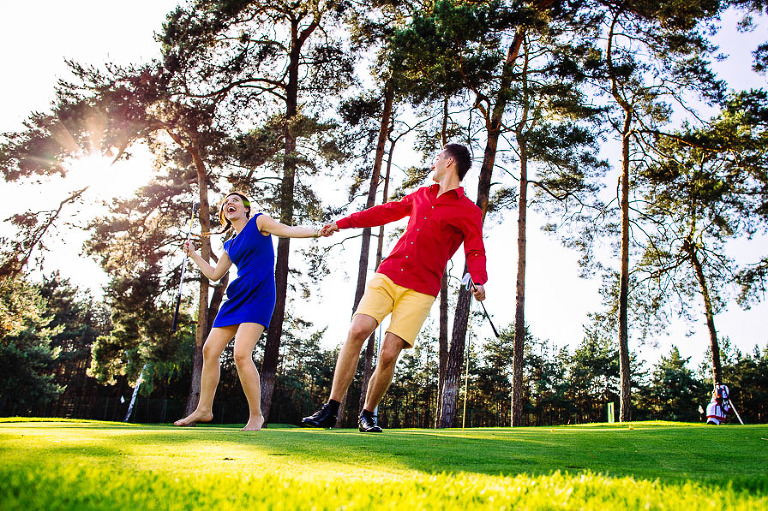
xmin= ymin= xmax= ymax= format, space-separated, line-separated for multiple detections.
xmin=183 ymin=239 xmax=196 ymax=257
xmin=319 ymin=222 xmax=339 ymax=237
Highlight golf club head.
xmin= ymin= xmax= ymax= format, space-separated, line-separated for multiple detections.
xmin=462 ymin=273 xmax=472 ymax=291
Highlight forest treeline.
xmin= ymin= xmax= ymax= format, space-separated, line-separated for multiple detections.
xmin=1 ymin=0 xmax=767 ymax=426
xmin=2 ymin=273 xmax=767 ymax=425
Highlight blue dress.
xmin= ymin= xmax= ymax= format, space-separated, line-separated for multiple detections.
xmin=212 ymin=213 xmax=276 ymax=329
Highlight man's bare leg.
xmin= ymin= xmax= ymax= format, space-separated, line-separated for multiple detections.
xmin=363 ymin=333 xmax=407 ymax=412
xmin=174 ymin=325 xmax=237 ymax=426
xmin=328 ymin=314 xmax=378 ymax=402
xmin=302 ymin=314 xmax=378 ymax=427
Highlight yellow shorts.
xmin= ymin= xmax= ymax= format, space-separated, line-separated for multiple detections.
xmin=354 ymin=273 xmax=436 ymax=347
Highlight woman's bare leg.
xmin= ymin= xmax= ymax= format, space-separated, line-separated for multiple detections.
xmin=233 ymin=322 xmax=266 ymax=431
xmin=174 ymin=325 xmax=237 ymax=426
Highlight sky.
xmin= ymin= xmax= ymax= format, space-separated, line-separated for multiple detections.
xmin=1 ymin=2 xmax=766 ymax=374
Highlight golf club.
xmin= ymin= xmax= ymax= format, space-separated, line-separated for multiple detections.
xmin=171 ymin=201 xmax=199 ymax=333
xmin=728 ymin=398 xmax=745 ymax=425
xmin=462 ymin=273 xmax=499 ymax=338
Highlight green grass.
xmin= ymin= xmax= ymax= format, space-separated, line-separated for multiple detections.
xmin=1 ymin=419 xmax=767 ymax=510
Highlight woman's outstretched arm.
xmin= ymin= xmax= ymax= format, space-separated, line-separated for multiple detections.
xmin=256 ymin=214 xmax=330 ymax=238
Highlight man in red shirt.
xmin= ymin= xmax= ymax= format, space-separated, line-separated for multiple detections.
xmin=301 ymin=143 xmax=488 ymax=432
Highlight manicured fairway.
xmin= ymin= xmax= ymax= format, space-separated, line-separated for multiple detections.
xmin=1 ymin=419 xmax=766 ymax=510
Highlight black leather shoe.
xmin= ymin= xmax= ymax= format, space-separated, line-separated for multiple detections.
xmin=301 ymin=403 xmax=337 ymax=428
xmin=358 ymin=413 xmax=383 ymax=433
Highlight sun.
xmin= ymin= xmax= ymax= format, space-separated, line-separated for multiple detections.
xmin=66 ymin=148 xmax=155 ymax=200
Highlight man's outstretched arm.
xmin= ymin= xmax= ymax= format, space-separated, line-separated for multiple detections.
xmin=325 ymin=194 xmax=413 ymax=234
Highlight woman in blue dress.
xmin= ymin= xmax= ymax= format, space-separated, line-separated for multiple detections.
xmin=174 ymin=192 xmax=330 ymax=431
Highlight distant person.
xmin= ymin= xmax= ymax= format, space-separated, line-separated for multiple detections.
xmin=175 ymin=192 xmax=331 ymax=431
xmin=705 ymin=384 xmax=731 ymax=425
xmin=301 ymin=143 xmax=488 ymax=433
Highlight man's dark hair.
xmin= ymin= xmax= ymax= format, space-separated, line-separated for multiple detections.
xmin=444 ymin=143 xmax=472 ymax=180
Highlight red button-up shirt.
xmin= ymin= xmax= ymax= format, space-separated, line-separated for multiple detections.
xmin=336 ymin=184 xmax=488 ymax=297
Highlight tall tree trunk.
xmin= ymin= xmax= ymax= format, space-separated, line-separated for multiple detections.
xmin=261 ymin=172 xmax=295 ymax=421
xmin=608 ymin=13 xmax=632 ymax=423
xmin=440 ymin=281 xmax=471 ymax=428
xmin=262 ymin=236 xmax=290 ymax=423
xmin=185 ymin=147 xmax=212 ymax=416
xmin=439 ymin=28 xmax=525 ymax=428
xmin=436 ymin=272 xmax=448 ymax=426
xmin=512 ymin=40 xmax=533 ymax=428
xmin=261 ymin=27 xmax=305 ymax=423
xmin=618 ymin=112 xmax=632 ymax=422
xmin=686 ymin=239 xmax=722 ymax=384
xmin=512 ymin=138 xmax=528 ymax=427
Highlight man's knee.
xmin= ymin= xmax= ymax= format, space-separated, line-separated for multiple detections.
xmin=348 ymin=315 xmax=377 ymax=343
xmin=378 ymin=352 xmax=398 ymax=371
xmin=378 ymin=336 xmax=406 ymax=368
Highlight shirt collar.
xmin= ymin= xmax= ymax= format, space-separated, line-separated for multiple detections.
xmin=429 ymin=183 xmax=466 ymax=198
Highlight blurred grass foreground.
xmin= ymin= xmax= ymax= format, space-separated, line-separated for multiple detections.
xmin=1 ymin=419 xmax=767 ymax=510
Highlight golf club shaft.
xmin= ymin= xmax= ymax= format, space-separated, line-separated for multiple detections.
xmin=170 ymin=252 xmax=189 ymax=332
xmin=467 ymin=280 xmax=499 ymax=338
xmin=728 ymin=399 xmax=745 ymax=425
xmin=171 ymin=202 xmax=198 ymax=333
xmin=477 ymin=299 xmax=499 ymax=338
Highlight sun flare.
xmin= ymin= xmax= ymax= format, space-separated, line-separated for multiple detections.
xmin=66 ymin=149 xmax=154 ymax=200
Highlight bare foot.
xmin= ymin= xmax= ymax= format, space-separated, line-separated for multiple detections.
xmin=242 ymin=415 xmax=264 ymax=431
xmin=174 ymin=410 xmax=213 ymax=427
